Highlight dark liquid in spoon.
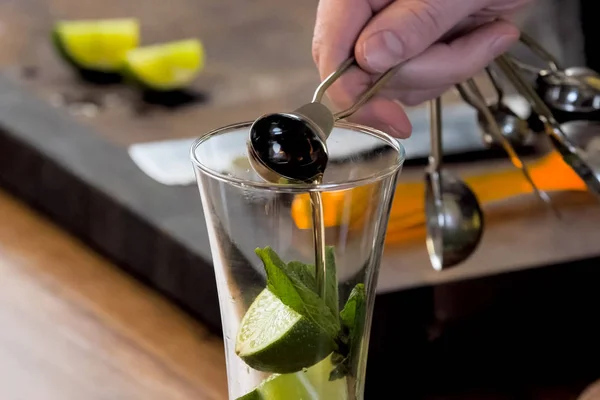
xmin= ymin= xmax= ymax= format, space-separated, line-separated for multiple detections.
xmin=250 ymin=114 xmax=328 ymax=182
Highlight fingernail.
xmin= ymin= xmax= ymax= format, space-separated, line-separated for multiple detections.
xmin=363 ymin=30 xmax=404 ymax=73
xmin=490 ymin=34 xmax=518 ymax=56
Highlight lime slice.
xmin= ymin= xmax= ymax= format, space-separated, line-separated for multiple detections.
xmin=52 ymin=19 xmax=140 ymax=72
xmin=123 ymin=39 xmax=204 ymax=91
xmin=302 ymin=354 xmax=349 ymax=399
xmin=237 ymin=355 xmax=349 ymax=400
xmin=236 ymin=289 xmax=335 ymax=374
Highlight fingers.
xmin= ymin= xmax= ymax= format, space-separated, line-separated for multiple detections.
xmin=327 ymin=20 xmax=520 ymax=131
xmin=316 ymin=64 xmax=413 ymax=137
xmin=312 ymin=0 xmax=523 ymax=138
xmin=313 ymin=0 xmax=390 ymax=78
xmin=346 ymin=96 xmax=413 ymax=138
xmin=312 ymin=0 xmax=397 ymax=126
xmin=383 ymin=19 xmax=520 ymax=90
xmin=393 ymin=86 xmax=451 ymax=107
xmin=355 ymin=0 xmax=486 ymax=73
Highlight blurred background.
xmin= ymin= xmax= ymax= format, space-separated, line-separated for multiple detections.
xmin=1 ymin=0 xmax=600 ymax=399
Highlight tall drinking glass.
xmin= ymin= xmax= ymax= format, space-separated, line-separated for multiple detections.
xmin=191 ymin=121 xmax=405 ymax=399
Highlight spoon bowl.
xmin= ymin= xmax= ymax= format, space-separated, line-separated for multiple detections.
xmin=248 ymin=109 xmax=330 ymax=183
xmin=496 ymin=54 xmax=600 ymax=199
xmin=517 ymin=32 xmax=600 ymax=114
xmin=425 ymin=170 xmax=484 ymax=270
xmin=537 ymin=67 xmax=600 ymax=113
xmin=425 ymin=97 xmax=484 ymax=271
xmin=478 ymin=102 xmax=531 ymax=147
xmin=477 ymin=67 xmax=532 ymax=147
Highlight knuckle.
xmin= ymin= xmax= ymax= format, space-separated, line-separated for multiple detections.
xmin=400 ymin=0 xmax=445 ymax=52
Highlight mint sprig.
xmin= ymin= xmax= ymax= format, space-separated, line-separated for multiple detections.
xmin=255 ymin=247 xmax=340 ymax=339
xmin=253 ymin=246 xmax=365 ymax=382
xmin=330 ymin=283 xmax=366 ymax=381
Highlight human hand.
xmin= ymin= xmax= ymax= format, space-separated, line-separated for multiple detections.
xmin=312 ymin=0 xmax=532 ymax=137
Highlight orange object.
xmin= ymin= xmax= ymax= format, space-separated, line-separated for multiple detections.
xmin=291 ymin=183 xmax=377 ymax=230
xmin=290 ymin=150 xmax=587 ymax=244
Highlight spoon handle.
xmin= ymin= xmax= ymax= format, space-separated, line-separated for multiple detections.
xmin=518 ymin=31 xmax=561 ymax=73
xmin=311 ymin=57 xmax=355 ymax=103
xmin=310 ymin=56 xmax=404 ymax=121
xmin=428 ymin=97 xmax=443 ymax=172
xmin=485 ymin=67 xmax=504 ymax=105
xmin=457 ymin=78 xmax=560 ymax=216
xmin=334 ymin=59 xmax=404 ymax=120
xmin=495 ymin=55 xmax=575 ymax=146
xmin=509 ymin=58 xmax=545 ymax=75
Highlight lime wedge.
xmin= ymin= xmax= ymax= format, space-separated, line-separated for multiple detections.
xmin=123 ymin=39 xmax=204 ymax=91
xmin=236 ymin=289 xmax=335 ymax=374
xmin=237 ymin=355 xmax=349 ymax=400
xmin=52 ymin=19 xmax=140 ymax=72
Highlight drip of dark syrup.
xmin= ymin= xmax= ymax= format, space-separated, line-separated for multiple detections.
xmin=309 ymin=188 xmax=327 ymax=300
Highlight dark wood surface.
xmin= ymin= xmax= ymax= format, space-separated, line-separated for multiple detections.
xmin=0 ymin=73 xmax=225 ymax=331
xmin=0 ymin=189 xmax=227 ymax=400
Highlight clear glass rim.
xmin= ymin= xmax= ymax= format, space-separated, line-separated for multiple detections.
xmin=190 ymin=120 xmax=406 ymax=192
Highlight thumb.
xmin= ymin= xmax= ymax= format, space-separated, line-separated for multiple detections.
xmin=354 ymin=0 xmax=483 ymax=73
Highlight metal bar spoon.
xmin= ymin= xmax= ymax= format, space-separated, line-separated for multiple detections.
xmin=425 ymin=97 xmax=484 ymax=271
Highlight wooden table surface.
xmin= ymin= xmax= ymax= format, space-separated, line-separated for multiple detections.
xmin=2 ymin=189 xmax=600 ymax=400
xmin=0 ymin=189 xmax=228 ymax=400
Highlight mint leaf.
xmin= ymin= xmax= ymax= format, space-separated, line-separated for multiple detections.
xmin=286 ymin=261 xmax=317 ymax=291
xmin=340 ymin=283 xmax=365 ymax=333
xmin=338 ymin=283 xmax=366 ymax=378
xmin=282 ymin=246 xmax=338 ymax=317
xmin=255 ymin=247 xmax=340 ymax=339
xmin=324 ymin=246 xmax=339 ymax=317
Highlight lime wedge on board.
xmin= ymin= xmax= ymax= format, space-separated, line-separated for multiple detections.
xmin=237 ymin=355 xmax=349 ymax=400
xmin=52 ymin=18 xmax=140 ymax=72
xmin=123 ymin=39 xmax=204 ymax=91
xmin=235 ymin=289 xmax=335 ymax=374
